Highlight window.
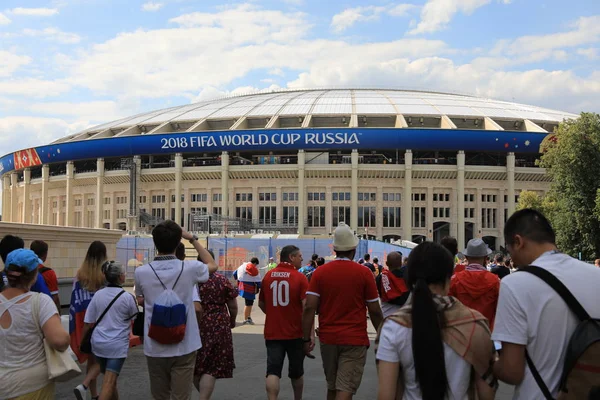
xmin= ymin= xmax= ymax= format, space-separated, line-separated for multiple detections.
xmin=75 ymin=199 xmax=82 ymax=206
xmin=117 ymin=209 xmax=127 ymax=219
xmin=308 ymin=192 xmax=325 ymax=201
xmin=383 ymin=193 xmax=401 ymax=202
xmin=139 ymin=196 xmax=147 ymax=204
xmin=358 ymin=192 xmax=376 ymax=202
xmin=412 ymin=207 xmax=426 ymax=228
xmin=307 ymin=206 xmax=325 ymax=227
xmin=383 ymin=207 xmax=401 ymax=227
xmin=152 ymin=195 xmax=166 ymax=204
xmin=283 ymin=192 xmax=298 ymax=201
xmin=283 ymin=206 xmax=298 ymax=225
xmin=213 ymin=193 xmax=222 ymax=202
xmin=332 ymin=206 xmax=351 ymax=226
xmin=259 ymin=193 xmax=277 ymax=202
xmin=213 ymin=207 xmax=222 ymax=215
xmin=236 ymin=193 xmax=252 ymax=202
xmin=190 ymin=207 xmax=207 ymax=215
xmin=116 ymin=196 xmax=127 ymax=204
xmin=464 ymin=208 xmax=475 ymax=218
xmin=235 ymin=207 xmax=252 ymax=220
xmin=104 ymin=197 xmax=111 ymax=205
xmin=191 ymin=193 xmax=208 ymax=202
xmin=504 ymin=195 xmax=508 ymax=203
xmin=464 ymin=194 xmax=474 ymax=202
xmin=433 ymin=207 xmax=450 ymax=219
xmin=151 ymin=208 xmax=165 ymax=219
xmin=52 ymin=201 xmax=58 ymax=208
xmin=259 ymin=206 xmax=277 ymax=225
xmin=412 ymin=193 xmax=426 ymax=202
xmin=87 ymin=198 xmax=95 ymax=206
xmin=358 ymin=206 xmax=376 ymax=228
xmin=481 ymin=208 xmax=498 ymax=229
xmin=332 ymin=193 xmax=338 ymax=201
xmin=433 ymin=193 xmax=450 ymax=202
xmin=103 ymin=210 xmax=110 ymax=219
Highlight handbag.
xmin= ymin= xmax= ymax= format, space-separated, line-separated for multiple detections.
xmin=32 ymin=293 xmax=81 ymax=382
xmin=80 ymin=290 xmax=125 ymax=354
xmin=132 ymin=306 xmax=144 ymax=341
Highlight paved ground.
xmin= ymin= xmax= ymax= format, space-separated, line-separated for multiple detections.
xmin=57 ymin=296 xmax=514 ymax=399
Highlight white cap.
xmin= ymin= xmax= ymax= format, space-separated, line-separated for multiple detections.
xmin=333 ymin=223 xmax=359 ymax=251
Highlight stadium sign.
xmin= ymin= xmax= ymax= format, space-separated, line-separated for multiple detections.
xmin=0 ymin=128 xmax=545 ymax=175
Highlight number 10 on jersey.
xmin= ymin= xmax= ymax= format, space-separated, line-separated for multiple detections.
xmin=270 ymin=280 xmax=290 ymax=306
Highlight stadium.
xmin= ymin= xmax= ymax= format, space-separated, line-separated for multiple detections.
xmin=0 ymin=89 xmax=577 ymax=251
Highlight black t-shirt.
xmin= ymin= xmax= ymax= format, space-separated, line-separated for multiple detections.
xmin=363 ymin=262 xmax=375 ymax=273
xmin=491 ymin=265 xmax=511 ymax=279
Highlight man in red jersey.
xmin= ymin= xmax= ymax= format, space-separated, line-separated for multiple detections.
xmin=302 ymin=223 xmax=383 ymax=400
xmin=259 ymin=245 xmax=311 ymax=400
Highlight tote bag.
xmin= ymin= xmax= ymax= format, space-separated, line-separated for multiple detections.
xmin=33 ymin=293 xmax=82 ymax=382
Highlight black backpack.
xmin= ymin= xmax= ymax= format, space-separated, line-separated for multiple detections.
xmin=520 ymin=266 xmax=600 ymax=400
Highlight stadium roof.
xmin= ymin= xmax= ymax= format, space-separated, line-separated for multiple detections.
xmin=53 ymin=89 xmax=578 ymax=144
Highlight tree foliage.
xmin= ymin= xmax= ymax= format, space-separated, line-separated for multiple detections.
xmin=539 ymin=112 xmax=600 ymax=259
xmin=516 ymin=190 xmax=543 ymax=211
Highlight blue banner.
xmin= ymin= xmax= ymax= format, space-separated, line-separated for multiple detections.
xmin=0 ymin=128 xmax=546 ymax=175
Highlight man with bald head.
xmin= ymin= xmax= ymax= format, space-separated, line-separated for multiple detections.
xmin=376 ymin=251 xmax=410 ymax=317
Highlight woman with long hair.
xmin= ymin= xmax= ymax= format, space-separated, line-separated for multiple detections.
xmin=71 ymin=241 xmax=108 ymax=400
xmin=377 ymin=242 xmax=497 ymax=400
xmin=0 ymin=249 xmax=70 ymax=400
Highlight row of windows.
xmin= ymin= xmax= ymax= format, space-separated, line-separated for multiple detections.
xmin=116 ymin=196 xmax=127 ymax=204
xmin=191 ymin=193 xmax=208 ymax=203
xmin=308 ymin=192 xmax=326 ymax=201
xmin=383 ymin=193 xmax=402 ymax=202
xmin=259 ymin=192 xmax=276 ymax=201
xmin=433 ymin=207 xmax=451 ymax=219
xmin=358 ymin=193 xmax=377 ymax=202
xmin=236 ymin=193 xmax=252 ymax=202
xmin=332 ymin=192 xmax=351 ymax=201
xmin=283 ymin=193 xmax=299 ymax=201
xmin=433 ymin=193 xmax=451 ymax=202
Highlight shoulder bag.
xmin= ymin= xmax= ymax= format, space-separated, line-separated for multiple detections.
xmin=32 ymin=293 xmax=81 ymax=382
xmin=79 ymin=290 xmax=126 ymax=354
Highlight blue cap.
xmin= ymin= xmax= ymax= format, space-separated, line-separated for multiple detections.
xmin=6 ymin=249 xmax=40 ymax=272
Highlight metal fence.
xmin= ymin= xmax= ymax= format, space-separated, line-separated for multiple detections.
xmin=115 ymin=236 xmax=412 ymax=279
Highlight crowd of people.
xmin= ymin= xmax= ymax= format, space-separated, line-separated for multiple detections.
xmin=0 ymin=208 xmax=599 ymax=400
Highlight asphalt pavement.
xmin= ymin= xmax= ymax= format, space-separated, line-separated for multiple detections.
xmin=56 ymin=296 xmax=514 ymax=399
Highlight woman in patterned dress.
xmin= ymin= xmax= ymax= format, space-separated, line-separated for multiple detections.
xmin=194 ymin=262 xmax=239 ymax=400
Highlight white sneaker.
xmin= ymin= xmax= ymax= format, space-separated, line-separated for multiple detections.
xmin=73 ymin=384 xmax=86 ymax=400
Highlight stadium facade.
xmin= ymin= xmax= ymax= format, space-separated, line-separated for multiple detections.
xmin=0 ymin=89 xmax=577 ymax=250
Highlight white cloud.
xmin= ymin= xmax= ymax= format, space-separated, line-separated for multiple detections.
xmin=28 ymin=100 xmax=125 ymax=122
xmin=8 ymin=7 xmax=59 ymax=17
xmin=331 ymin=4 xmax=417 ymax=33
xmin=142 ymin=2 xmax=164 ymax=12
xmin=191 ymin=85 xmax=282 ymax=103
xmin=577 ymin=47 xmax=598 ymax=59
xmin=0 ymin=12 xmax=11 ymax=24
xmin=22 ymin=28 xmax=82 ymax=44
xmin=0 ymin=51 xmax=31 ymax=77
xmin=409 ymin=0 xmax=510 ymax=35
xmin=492 ymin=16 xmax=600 ymax=56
xmin=0 ymin=79 xmax=71 ymax=98
xmin=0 ymin=117 xmax=88 ymax=155
xmin=282 ymin=0 xmax=305 ymax=5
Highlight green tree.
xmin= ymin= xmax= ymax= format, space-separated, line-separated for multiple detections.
xmin=516 ymin=190 xmax=543 ymax=211
xmin=539 ymin=112 xmax=600 ymax=259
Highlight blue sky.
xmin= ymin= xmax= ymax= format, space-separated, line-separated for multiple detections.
xmin=0 ymin=0 xmax=599 ymax=157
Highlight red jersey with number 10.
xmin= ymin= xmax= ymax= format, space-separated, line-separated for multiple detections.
xmin=260 ymin=263 xmax=309 ymax=340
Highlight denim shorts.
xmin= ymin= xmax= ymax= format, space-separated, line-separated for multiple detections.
xmin=96 ymin=357 xmax=126 ymax=375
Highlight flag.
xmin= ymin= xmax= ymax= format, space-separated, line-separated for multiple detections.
xmin=13 ymin=148 xmax=42 ymax=170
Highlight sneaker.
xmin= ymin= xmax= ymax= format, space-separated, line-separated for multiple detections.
xmin=73 ymin=384 xmax=86 ymax=400
xmin=242 ymin=319 xmax=251 ymax=325
xmin=247 ymin=317 xmax=255 ymax=325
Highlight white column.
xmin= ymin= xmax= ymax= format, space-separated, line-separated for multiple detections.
xmin=10 ymin=173 xmax=18 ymax=223
xmin=297 ymin=150 xmax=305 ymax=235
xmin=451 ymin=188 xmax=458 ymax=239
xmin=252 ymin=187 xmax=259 ymax=225
xmin=350 ymin=149 xmax=359 ymax=232
xmin=2 ymin=175 xmax=11 ymax=222
xmin=22 ymin=169 xmax=31 ymax=223
xmin=325 ymin=186 xmax=333 ymax=233
xmin=174 ymin=153 xmax=183 ymax=225
xmin=221 ymin=152 xmax=229 ymax=217
xmin=475 ymin=188 xmax=483 ymax=238
xmin=110 ymin=192 xmax=116 ymax=230
xmin=95 ymin=158 xmax=105 ymax=229
xmin=427 ymin=186 xmax=434 ymax=241
xmin=41 ymin=165 xmax=49 ymax=225
xmin=276 ymin=187 xmax=282 ymax=225
xmin=507 ymin=152 xmax=516 ymax=217
xmin=66 ymin=162 xmax=74 ymax=226
xmin=457 ymin=151 xmax=465 ymax=250
xmin=402 ymin=150 xmax=413 ymax=241
xmin=497 ymin=188 xmax=505 ymax=248
xmin=376 ymin=185 xmax=383 ymax=240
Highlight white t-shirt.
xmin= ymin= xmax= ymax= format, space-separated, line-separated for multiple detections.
xmin=193 ymin=285 xmax=201 ymax=303
xmin=376 ymin=319 xmax=472 ymax=400
xmin=135 ymin=257 xmax=209 ymax=357
xmin=380 ymin=301 xmax=402 ymax=319
xmin=84 ymin=286 xmax=138 ymax=359
xmin=0 ymin=292 xmax=58 ymax=398
xmin=492 ymin=251 xmax=600 ymax=399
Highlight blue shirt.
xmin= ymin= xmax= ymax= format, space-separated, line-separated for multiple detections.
xmin=1 ymin=272 xmax=51 ymax=297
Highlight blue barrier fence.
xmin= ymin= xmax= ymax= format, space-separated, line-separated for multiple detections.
xmin=116 ymin=236 xmax=412 ymax=279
